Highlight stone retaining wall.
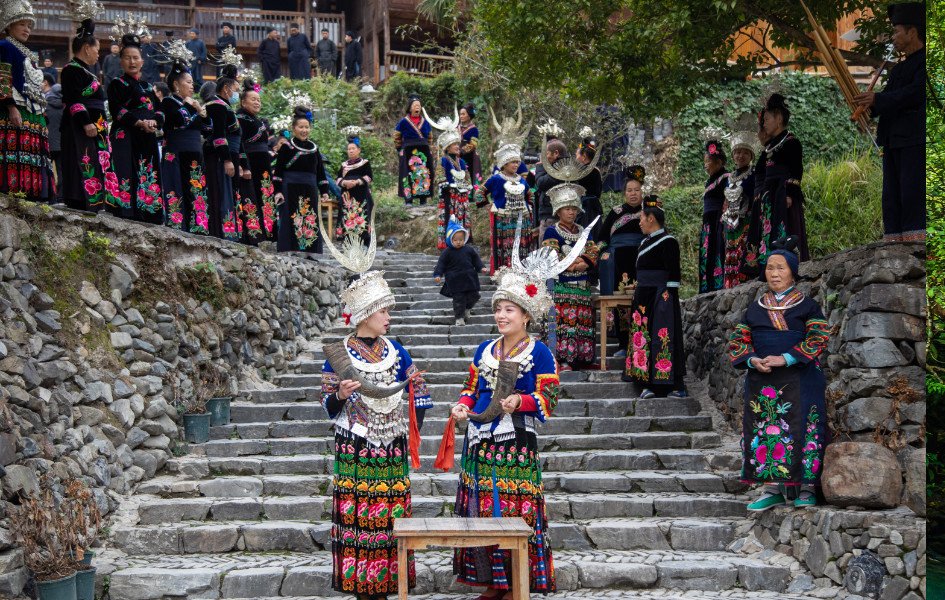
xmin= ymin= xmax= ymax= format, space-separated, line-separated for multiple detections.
xmin=679 ymin=241 xmax=926 ymax=508
xmin=734 ymin=505 xmax=926 ymax=600
xmin=0 ymin=200 xmax=343 ymax=593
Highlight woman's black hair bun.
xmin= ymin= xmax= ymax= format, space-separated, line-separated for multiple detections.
xmin=242 ymin=77 xmax=256 ymax=92
xmin=121 ymin=33 xmax=141 ymax=48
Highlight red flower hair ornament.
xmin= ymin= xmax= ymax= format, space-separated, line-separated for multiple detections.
xmin=525 ymin=284 xmax=538 ymax=297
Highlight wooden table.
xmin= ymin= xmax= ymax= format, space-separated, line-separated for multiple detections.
xmin=321 ymin=198 xmax=339 ymax=240
xmin=593 ymin=292 xmax=635 ymax=371
xmin=393 ymin=517 xmax=533 ymax=600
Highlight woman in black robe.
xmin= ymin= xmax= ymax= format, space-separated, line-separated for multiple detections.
xmin=60 ymin=19 xmax=119 ymax=211
xmin=336 ymin=132 xmax=373 ymax=245
xmin=624 ymin=198 xmax=686 ymax=398
xmin=107 ymin=33 xmax=164 ymax=223
xmin=759 ymin=93 xmax=809 ymax=262
xmin=204 ymin=76 xmax=243 ymax=241
xmin=729 ymin=237 xmax=829 ymax=510
xmin=699 ymin=139 xmax=727 ymax=294
xmin=598 ymin=167 xmax=646 ymax=350
xmin=272 ymin=107 xmax=329 ymax=253
xmin=235 ymin=78 xmax=269 ymax=245
xmin=457 ymin=102 xmax=482 ymax=184
xmin=575 ymin=138 xmax=603 ymax=242
xmin=160 ymin=57 xmax=209 ymax=235
xmin=740 ymin=118 xmax=770 ymax=279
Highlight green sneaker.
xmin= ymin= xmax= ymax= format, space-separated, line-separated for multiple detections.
xmin=747 ymin=493 xmax=786 ymax=512
xmin=795 ymin=493 xmax=817 ymax=507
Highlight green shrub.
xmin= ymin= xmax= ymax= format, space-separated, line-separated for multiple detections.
xmin=673 ymin=72 xmax=862 ymax=185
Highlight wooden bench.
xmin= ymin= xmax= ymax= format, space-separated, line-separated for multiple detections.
xmin=593 ymin=292 xmax=635 ymax=370
xmin=393 ymin=517 xmax=533 ymax=600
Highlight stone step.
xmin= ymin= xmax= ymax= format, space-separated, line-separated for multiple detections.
xmin=189 ymin=429 xmax=715 ymax=458
xmin=292 ymin=354 xmax=629 ymax=374
xmin=229 ymin=397 xmax=705 ymax=423
xmin=137 ymin=468 xmax=744 ymax=500
xmin=134 ymin=492 xmax=749 ymax=527
xmin=169 ymin=447 xmax=737 ymax=478
xmin=210 ymin=414 xmax=716 ymax=440
xmin=274 ymin=366 xmax=629 ymax=386
xmin=112 ymin=517 xmax=741 ymax=556
xmin=249 ymin=381 xmax=650 ymax=404
xmin=329 ymin=322 xmax=499 ymax=336
xmin=103 ymin=549 xmax=796 ymax=596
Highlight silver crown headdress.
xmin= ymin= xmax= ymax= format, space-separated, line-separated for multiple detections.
xmin=1 ymin=0 xmax=35 ymax=31
xmin=318 ymin=209 xmax=395 ymax=327
xmin=540 ymin=137 xmax=600 ymax=215
xmin=492 ymin=213 xmax=600 ymax=320
xmin=491 ymin=102 xmax=530 ymax=167
xmin=210 ymin=45 xmax=243 ymax=77
xmin=110 ymin=12 xmax=150 ymax=42
xmin=65 ymin=0 xmax=103 ymax=23
xmin=699 ymin=125 xmax=729 ymax=144
xmin=537 ymin=118 xmax=564 ymax=140
xmin=158 ymin=38 xmax=195 ymax=67
xmin=724 ymin=109 xmax=761 ymax=159
xmin=341 ymin=125 xmax=362 ymax=138
xmin=423 ymin=105 xmax=462 ymax=153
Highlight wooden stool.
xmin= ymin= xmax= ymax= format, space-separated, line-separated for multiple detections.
xmin=393 ymin=517 xmax=533 ymax=600
xmin=321 ymin=197 xmax=339 ymax=240
xmin=593 ymin=292 xmax=635 ymax=370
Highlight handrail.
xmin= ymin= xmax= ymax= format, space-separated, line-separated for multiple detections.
xmin=387 ymin=50 xmax=454 ymax=78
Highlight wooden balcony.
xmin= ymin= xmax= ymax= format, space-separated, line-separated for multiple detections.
xmin=386 ymin=50 xmax=454 ymax=78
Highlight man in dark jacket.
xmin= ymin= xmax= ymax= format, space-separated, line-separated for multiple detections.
xmin=314 ymin=28 xmax=335 ymax=77
xmin=343 ymin=30 xmax=361 ymax=81
xmin=287 ymin=23 xmax=312 ymax=80
xmin=43 ymin=77 xmax=62 ymax=201
xmin=258 ymin=27 xmax=282 ymax=83
xmin=42 ymin=58 xmax=57 ymax=84
xmin=186 ymin=28 xmax=208 ymax=84
xmin=533 ymin=139 xmax=567 ymax=238
xmin=216 ymin=22 xmax=237 ymax=77
xmin=140 ymin=35 xmax=162 ymax=84
xmin=854 ymin=2 xmax=926 ymax=242
xmin=102 ymin=42 xmax=122 ymax=89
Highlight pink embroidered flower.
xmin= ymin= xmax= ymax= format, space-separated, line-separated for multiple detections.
xmin=812 ymin=458 xmax=820 ymax=473
xmin=632 ymin=331 xmax=646 ymax=350
xmin=341 ymin=556 xmax=356 ymax=580
xmin=655 ymin=358 xmax=672 ymax=373
xmin=632 ymin=311 xmax=642 ymax=325
xmin=632 ymin=350 xmax=647 ymax=370
xmin=104 ymin=172 xmax=119 ymax=197
xmin=356 ymin=560 xmax=368 ymax=582
xmin=755 ymin=445 xmax=767 ymax=464
xmin=170 ymin=212 xmax=184 ymax=224
xmin=761 ymin=387 xmax=777 ymax=399
xmin=149 ymin=183 xmax=161 ymax=193
xmin=658 ymin=328 xmax=668 ymax=338
xmin=772 ymin=442 xmax=786 ymax=461
xmin=83 ymin=178 xmax=102 ymax=196
xmin=98 ymin=151 xmax=110 ymax=170
xmin=765 ymin=425 xmax=782 ymax=435
xmin=81 ymin=153 xmax=91 ymax=165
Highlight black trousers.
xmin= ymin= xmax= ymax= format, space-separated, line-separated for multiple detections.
xmin=451 ymin=290 xmax=480 ymax=319
xmin=882 ymin=144 xmax=926 ymax=239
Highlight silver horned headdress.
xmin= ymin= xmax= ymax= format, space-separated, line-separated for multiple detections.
xmin=540 ymin=137 xmax=600 ymax=215
xmin=724 ymin=109 xmax=761 ymax=159
xmin=318 ymin=209 xmax=395 ymax=327
xmin=491 ymin=101 xmax=530 ymax=168
xmin=492 ymin=213 xmax=600 ymax=320
xmin=158 ymin=38 xmax=195 ymax=67
xmin=423 ymin=105 xmax=462 ymax=153
xmin=110 ymin=12 xmax=151 ymax=41
xmin=65 ymin=0 xmax=103 ymax=23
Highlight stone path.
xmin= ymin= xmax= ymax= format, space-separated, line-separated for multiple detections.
xmin=101 ymin=250 xmax=846 ymax=599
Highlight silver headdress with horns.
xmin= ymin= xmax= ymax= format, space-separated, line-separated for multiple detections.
xmin=491 ymin=101 xmax=530 ymax=168
xmin=1 ymin=0 xmax=35 ymax=31
xmin=423 ymin=105 xmax=462 ymax=153
xmin=110 ymin=12 xmax=151 ymax=41
xmin=540 ymin=137 xmax=600 ymax=215
xmin=317 ymin=209 xmax=395 ymax=328
xmin=724 ymin=110 xmax=760 ymax=159
xmin=492 ymin=213 xmax=600 ymax=320
xmin=158 ymin=38 xmax=195 ymax=67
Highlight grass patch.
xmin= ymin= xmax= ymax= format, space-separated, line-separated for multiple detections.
xmin=177 ymin=262 xmax=226 ymax=311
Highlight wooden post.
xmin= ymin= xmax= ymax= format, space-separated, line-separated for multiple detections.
xmin=303 ymin=0 xmax=311 ymax=38
xmin=189 ymin=0 xmax=196 ymax=29
xmin=383 ymin=5 xmax=390 ymax=83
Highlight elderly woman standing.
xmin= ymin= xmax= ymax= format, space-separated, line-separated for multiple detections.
xmin=319 ymin=228 xmax=431 ymax=600
xmin=625 ymin=198 xmax=686 ymax=399
xmin=449 ymin=226 xmax=594 ymax=597
xmin=107 ymin=30 xmax=164 ymax=222
xmin=393 ymin=96 xmax=433 ymax=206
xmin=729 ymin=237 xmax=829 ymax=510
xmin=0 ymin=2 xmax=54 ymax=201
xmin=60 ymin=9 xmax=118 ymax=211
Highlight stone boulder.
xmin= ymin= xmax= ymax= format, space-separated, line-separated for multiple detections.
xmin=903 ymin=448 xmax=925 ymax=516
xmin=822 ymin=442 xmax=902 ymax=509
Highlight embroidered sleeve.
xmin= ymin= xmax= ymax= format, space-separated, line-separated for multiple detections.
xmin=461 ymin=134 xmax=478 ymax=155
xmin=473 ymin=180 xmax=490 ymax=207
xmin=393 ymin=123 xmax=403 ymax=149
xmin=530 ymin=373 xmax=559 ymax=422
xmin=541 ymin=237 xmax=561 ymax=257
xmin=458 ymin=362 xmax=479 ymax=409
xmin=81 ymin=78 xmax=100 ymax=97
xmin=0 ymin=60 xmax=12 ymax=103
xmin=581 ymin=240 xmax=600 ymax=266
xmin=729 ymin=321 xmax=758 ymax=368
xmin=320 ymin=361 xmax=341 ymax=417
xmin=435 ymin=163 xmax=447 ymax=189
xmin=788 ymin=318 xmax=829 ymax=364
xmin=405 ymin=363 xmax=432 ymax=409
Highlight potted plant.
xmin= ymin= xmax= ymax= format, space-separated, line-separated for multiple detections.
xmin=10 ymin=483 xmax=78 ymax=600
xmin=64 ymin=479 xmax=101 ymax=600
xmin=204 ymin=367 xmax=232 ymax=427
xmin=173 ymin=370 xmax=212 ymax=444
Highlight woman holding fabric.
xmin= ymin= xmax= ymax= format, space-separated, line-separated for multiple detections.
xmin=272 ymin=107 xmax=329 ymax=253
xmin=160 ymin=41 xmax=210 ymax=235
xmin=319 ymin=226 xmax=431 ymax=599
xmin=597 ymin=165 xmax=646 ymax=352
xmin=336 ymin=126 xmax=373 ymax=246
xmin=60 ymin=9 xmax=118 ymax=211
xmin=449 ymin=224 xmax=593 ymax=597
xmin=393 ymin=96 xmax=433 ymax=206
xmin=624 ymin=198 xmax=686 ymax=399
xmin=729 ymin=236 xmax=829 ymax=510
xmin=107 ymin=29 xmax=164 ymax=223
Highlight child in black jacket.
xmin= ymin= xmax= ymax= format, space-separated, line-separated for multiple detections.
xmin=434 ymin=218 xmax=488 ymax=326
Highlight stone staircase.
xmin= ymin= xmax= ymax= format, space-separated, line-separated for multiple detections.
xmin=101 ymin=250 xmax=834 ymax=599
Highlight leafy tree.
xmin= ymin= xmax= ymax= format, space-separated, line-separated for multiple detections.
xmin=460 ymin=0 xmax=891 ymax=117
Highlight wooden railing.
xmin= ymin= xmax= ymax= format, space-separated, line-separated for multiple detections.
xmin=34 ymin=1 xmax=193 ymax=37
xmin=387 ymin=50 xmax=454 ymax=78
